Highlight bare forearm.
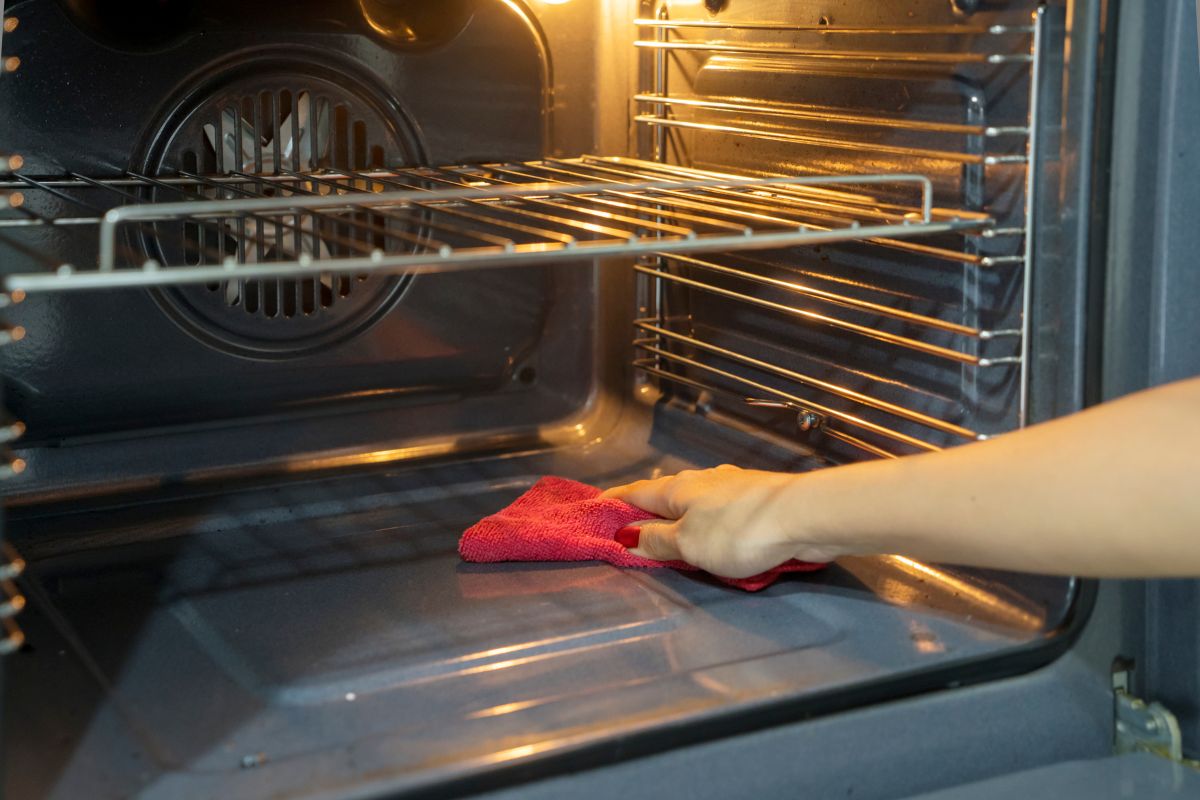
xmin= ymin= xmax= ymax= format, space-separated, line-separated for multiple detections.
xmin=789 ymin=378 xmax=1200 ymax=576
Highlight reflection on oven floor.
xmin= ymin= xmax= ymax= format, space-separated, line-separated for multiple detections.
xmin=4 ymin=410 xmax=1063 ymax=800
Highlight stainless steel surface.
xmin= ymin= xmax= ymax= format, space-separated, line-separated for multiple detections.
xmin=0 ymin=158 xmax=983 ymax=293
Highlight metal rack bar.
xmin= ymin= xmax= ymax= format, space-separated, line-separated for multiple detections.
xmin=396 ymin=165 xmax=709 ymax=240
xmin=653 ymin=4 xmax=669 ymax=162
xmin=632 ymin=348 xmax=942 ymax=453
xmin=423 ymin=166 xmax=707 ymax=238
xmin=337 ymin=170 xmax=531 ymax=248
xmin=635 ymin=320 xmax=978 ymax=440
xmin=634 ymin=19 xmax=1034 ymax=35
xmin=568 ymin=158 xmax=1005 ymax=265
xmin=466 ymin=165 xmax=754 ymax=234
xmin=661 ymin=253 xmax=998 ymax=338
xmin=219 ymin=170 xmax=445 ymax=254
xmin=634 ymin=265 xmax=1015 ymax=365
xmin=632 ymin=3 xmax=1043 ymax=458
xmin=633 ymin=94 xmax=1030 ymax=137
xmin=633 ymin=40 xmax=1033 ymax=65
xmin=0 ymin=158 xmax=994 ymax=292
xmin=555 ymin=157 xmax=990 ymax=222
xmin=93 ymin=169 xmax=931 ymax=233
xmin=634 ymin=116 xmax=1020 ymax=165
xmin=1018 ymin=8 xmax=1046 ymax=427
xmin=535 ymin=157 xmax=978 ymax=226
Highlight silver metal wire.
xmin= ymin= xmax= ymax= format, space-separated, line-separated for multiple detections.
xmin=0 ymin=542 xmax=23 ymax=655
xmin=634 ymin=5 xmax=1045 ymax=458
xmin=0 ymin=157 xmax=986 ymax=292
xmin=633 ymin=18 xmax=1035 ymax=35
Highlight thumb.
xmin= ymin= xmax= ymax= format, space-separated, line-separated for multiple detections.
xmin=626 ymin=519 xmax=682 ymax=563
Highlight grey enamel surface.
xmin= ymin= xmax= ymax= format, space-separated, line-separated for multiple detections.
xmin=905 ymin=754 xmax=1200 ymax=800
xmin=4 ymin=411 xmax=1073 ymax=799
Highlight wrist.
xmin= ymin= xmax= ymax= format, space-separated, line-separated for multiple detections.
xmin=777 ymin=466 xmax=867 ymax=562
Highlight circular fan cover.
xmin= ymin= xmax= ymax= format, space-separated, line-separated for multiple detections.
xmin=136 ymin=53 xmax=425 ymax=359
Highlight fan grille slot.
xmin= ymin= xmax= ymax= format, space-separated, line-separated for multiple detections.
xmin=178 ymin=90 xmax=380 ymax=320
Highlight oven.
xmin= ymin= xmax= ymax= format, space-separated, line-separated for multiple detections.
xmin=0 ymin=0 xmax=1196 ymax=798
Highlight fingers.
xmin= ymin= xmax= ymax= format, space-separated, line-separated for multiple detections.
xmin=601 ymin=475 xmax=680 ymax=518
xmin=625 ymin=519 xmax=682 ymax=562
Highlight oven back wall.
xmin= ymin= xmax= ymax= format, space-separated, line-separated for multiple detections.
xmin=0 ymin=1 xmax=591 ymax=460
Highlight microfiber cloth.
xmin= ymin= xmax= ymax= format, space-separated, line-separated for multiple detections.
xmin=459 ymin=476 xmax=827 ymax=592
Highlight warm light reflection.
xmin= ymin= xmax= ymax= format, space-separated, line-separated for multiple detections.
xmin=482 ymin=742 xmax=556 ymax=765
xmin=468 ymin=699 xmax=544 ymax=719
xmin=885 ymin=556 xmax=1046 ymax=631
xmin=908 ymin=621 xmax=946 ymax=654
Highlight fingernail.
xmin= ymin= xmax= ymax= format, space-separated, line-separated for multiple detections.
xmin=615 ymin=526 xmax=641 ymax=548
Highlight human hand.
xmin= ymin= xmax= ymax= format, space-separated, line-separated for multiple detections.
xmin=602 ymin=465 xmax=842 ymax=578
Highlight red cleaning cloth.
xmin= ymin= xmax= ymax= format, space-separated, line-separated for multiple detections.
xmin=459 ymin=476 xmax=826 ymax=592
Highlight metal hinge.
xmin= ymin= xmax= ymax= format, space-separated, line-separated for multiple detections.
xmin=1113 ymin=669 xmax=1184 ymax=761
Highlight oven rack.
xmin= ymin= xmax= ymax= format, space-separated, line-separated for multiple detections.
xmin=633 ymin=320 xmax=982 ymax=460
xmin=629 ymin=244 xmax=1020 ymax=459
xmin=635 ymin=254 xmax=1021 ymax=367
xmin=635 ymin=12 xmax=1039 ymax=166
xmin=633 ymin=7 xmax=1047 ymax=459
xmin=0 ymin=157 xmax=991 ymax=293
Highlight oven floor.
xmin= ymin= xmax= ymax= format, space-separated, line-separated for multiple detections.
xmin=4 ymin=408 xmax=1072 ymax=800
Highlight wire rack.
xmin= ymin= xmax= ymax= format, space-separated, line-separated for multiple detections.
xmin=633 ymin=5 xmax=1048 ymax=459
xmin=0 ymin=157 xmax=989 ymax=292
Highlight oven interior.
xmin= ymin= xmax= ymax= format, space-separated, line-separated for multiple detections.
xmin=0 ymin=2 xmax=1084 ymax=798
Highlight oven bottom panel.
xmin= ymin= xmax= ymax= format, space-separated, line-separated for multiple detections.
xmin=4 ymin=406 xmax=1074 ymax=800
